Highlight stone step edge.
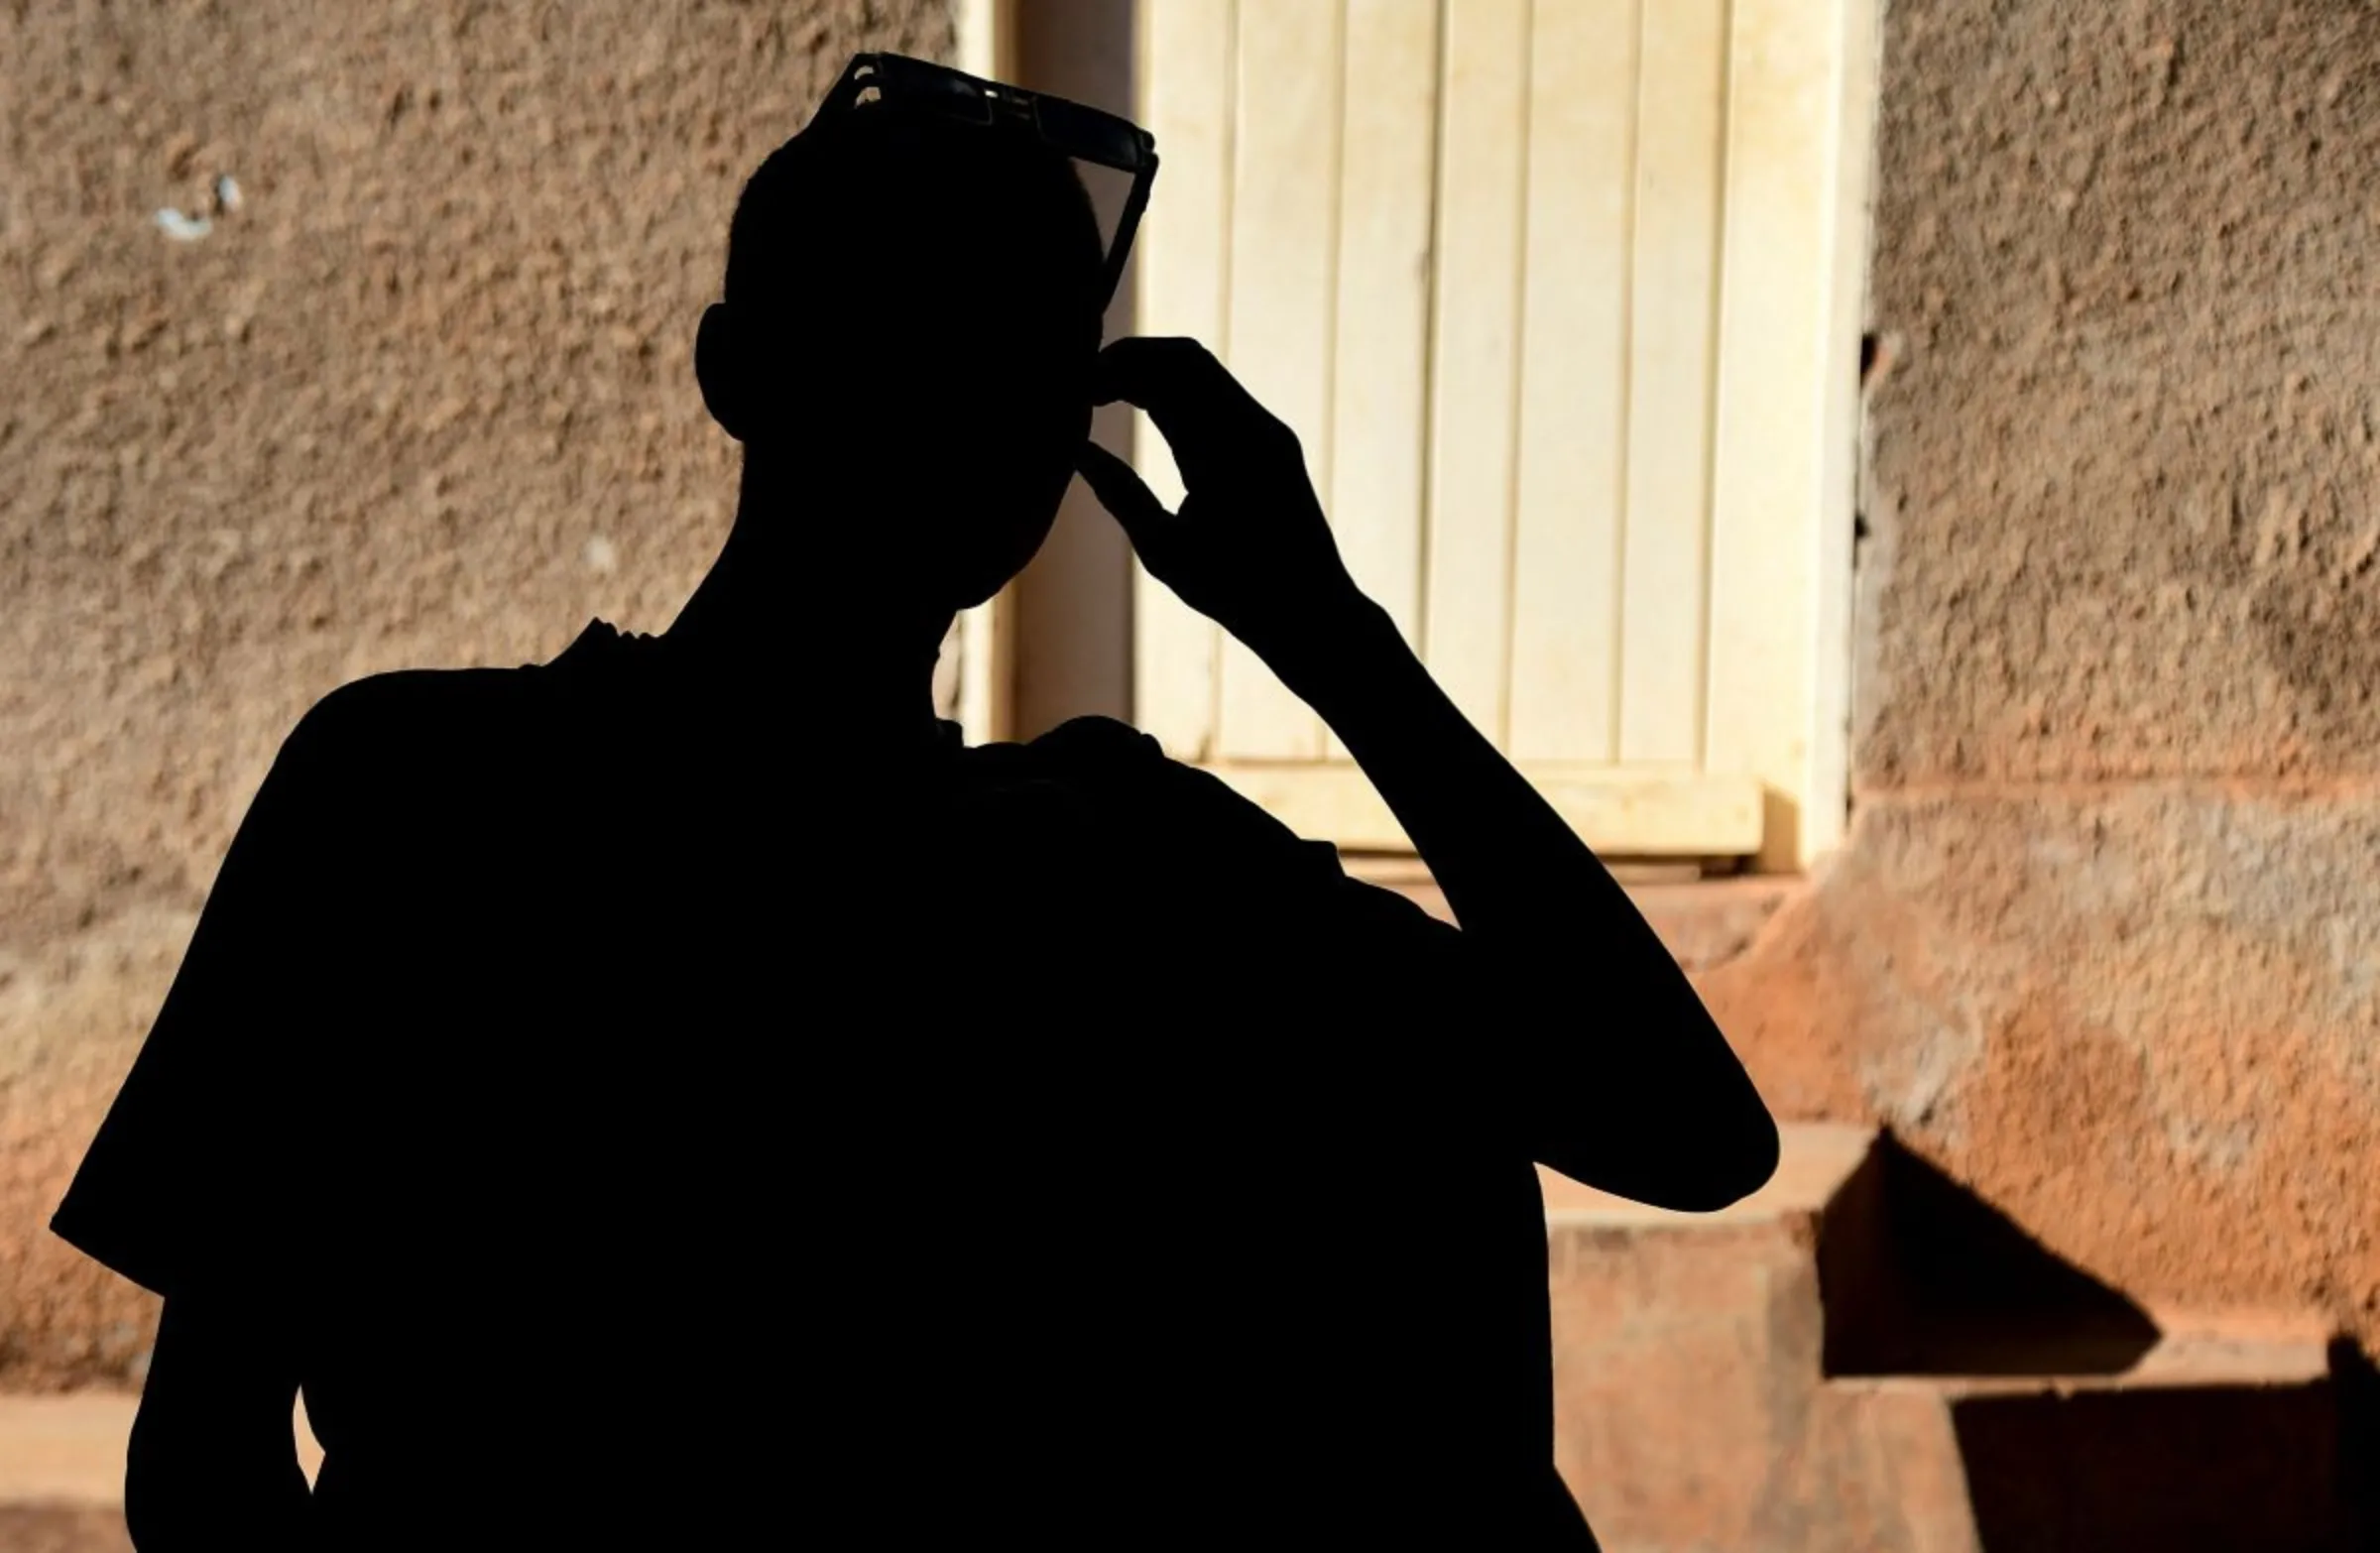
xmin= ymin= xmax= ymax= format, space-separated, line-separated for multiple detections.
xmin=0 ymin=1392 xmax=323 ymax=1507
xmin=1539 ymin=1121 xmax=1878 ymax=1229
xmin=1825 ymin=1309 xmax=2337 ymax=1397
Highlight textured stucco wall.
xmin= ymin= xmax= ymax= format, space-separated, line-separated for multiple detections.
xmin=1 ymin=0 xmax=954 ymax=1388
xmin=1707 ymin=0 xmax=2380 ymax=1349
xmin=12 ymin=0 xmax=2379 ymax=1399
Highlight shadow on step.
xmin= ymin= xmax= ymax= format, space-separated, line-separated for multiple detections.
xmin=2334 ymin=1337 xmax=2380 ymax=1553
xmin=1954 ymin=1383 xmax=2343 ymax=1553
xmin=0 ymin=1504 xmax=132 ymax=1553
xmin=1820 ymin=1134 xmax=2160 ymax=1377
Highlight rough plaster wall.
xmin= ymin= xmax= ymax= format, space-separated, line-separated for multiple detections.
xmin=1706 ymin=0 xmax=2380 ymax=1347
xmin=0 ymin=0 xmax=955 ymax=1389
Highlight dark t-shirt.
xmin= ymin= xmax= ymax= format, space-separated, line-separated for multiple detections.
xmin=54 ymin=618 xmax=1585 ymax=1546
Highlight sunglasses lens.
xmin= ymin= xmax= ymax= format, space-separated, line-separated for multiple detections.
xmin=928 ymin=77 xmax=997 ymax=125
xmin=1034 ymin=97 xmax=1143 ymax=171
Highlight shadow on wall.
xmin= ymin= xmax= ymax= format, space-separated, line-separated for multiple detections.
xmin=1815 ymin=1137 xmax=2371 ymax=1550
xmin=1819 ymin=1133 xmax=2162 ymax=1379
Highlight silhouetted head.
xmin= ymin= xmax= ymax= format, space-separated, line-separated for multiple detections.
xmin=696 ymin=104 xmax=1107 ymax=614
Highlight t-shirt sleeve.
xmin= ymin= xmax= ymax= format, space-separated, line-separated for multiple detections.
xmin=1082 ymin=728 xmax=1513 ymax=1131
xmin=1032 ymin=715 xmax=1475 ymax=989
xmin=50 ymin=692 xmax=361 ymax=1299
xmin=1156 ymin=765 xmax=1471 ymax=974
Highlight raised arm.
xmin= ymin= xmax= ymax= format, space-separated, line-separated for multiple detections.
xmin=1077 ymin=337 xmax=1778 ymax=1212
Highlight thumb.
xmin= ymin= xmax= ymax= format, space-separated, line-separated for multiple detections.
xmin=1075 ymin=440 xmax=1175 ymax=553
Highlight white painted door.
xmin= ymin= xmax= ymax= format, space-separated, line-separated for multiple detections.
xmin=1129 ymin=0 xmax=1874 ymax=868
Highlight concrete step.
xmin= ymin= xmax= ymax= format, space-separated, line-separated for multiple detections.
xmin=1829 ymin=1315 xmax=2340 ymax=1553
xmin=1543 ymin=1124 xmax=2354 ymax=1552
xmin=0 ymin=1394 xmax=140 ymax=1553
xmin=0 ymin=1393 xmax=146 ymax=1506
xmin=1544 ymin=1123 xmax=1886 ymax=1549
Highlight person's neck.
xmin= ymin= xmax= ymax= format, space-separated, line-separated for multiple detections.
xmin=662 ymin=460 xmax=955 ymax=748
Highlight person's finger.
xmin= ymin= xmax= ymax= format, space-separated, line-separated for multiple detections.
xmin=1075 ymin=440 xmax=1175 ymax=553
xmin=1093 ymin=337 xmax=1275 ymax=487
xmin=1093 ymin=336 xmax=1262 ymax=418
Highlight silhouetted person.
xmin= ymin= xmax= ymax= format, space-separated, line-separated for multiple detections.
xmin=54 ymin=56 xmax=1777 ymax=1550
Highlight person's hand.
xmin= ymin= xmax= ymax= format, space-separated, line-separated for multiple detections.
xmin=1075 ymin=337 xmax=1370 ymax=669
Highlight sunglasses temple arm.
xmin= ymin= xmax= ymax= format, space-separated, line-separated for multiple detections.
xmin=1103 ymin=154 xmax=1158 ymax=312
xmin=823 ymin=55 xmax=872 ymax=114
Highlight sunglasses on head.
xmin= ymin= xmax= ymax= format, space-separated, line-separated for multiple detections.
xmin=819 ymin=52 xmax=1160 ymax=312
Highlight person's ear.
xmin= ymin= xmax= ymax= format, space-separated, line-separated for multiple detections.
xmin=694 ymin=302 xmax=749 ymax=442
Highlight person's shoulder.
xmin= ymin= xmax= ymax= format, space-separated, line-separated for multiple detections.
xmin=1017 ymin=714 xmax=1167 ymax=776
xmin=288 ymin=663 xmax=537 ymax=758
xmin=1022 ymin=716 xmax=1226 ymax=802
xmin=295 ymin=620 xmax=618 ymax=745
xmin=271 ymin=662 xmax=555 ymax=814
xmin=1019 ymin=715 xmax=1322 ymax=857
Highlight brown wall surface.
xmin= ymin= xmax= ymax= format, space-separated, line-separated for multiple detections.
xmin=1706 ymin=0 xmax=2380 ymax=1349
xmin=0 ymin=0 xmax=954 ymax=1389
xmin=11 ymin=0 xmax=2379 ymax=1398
